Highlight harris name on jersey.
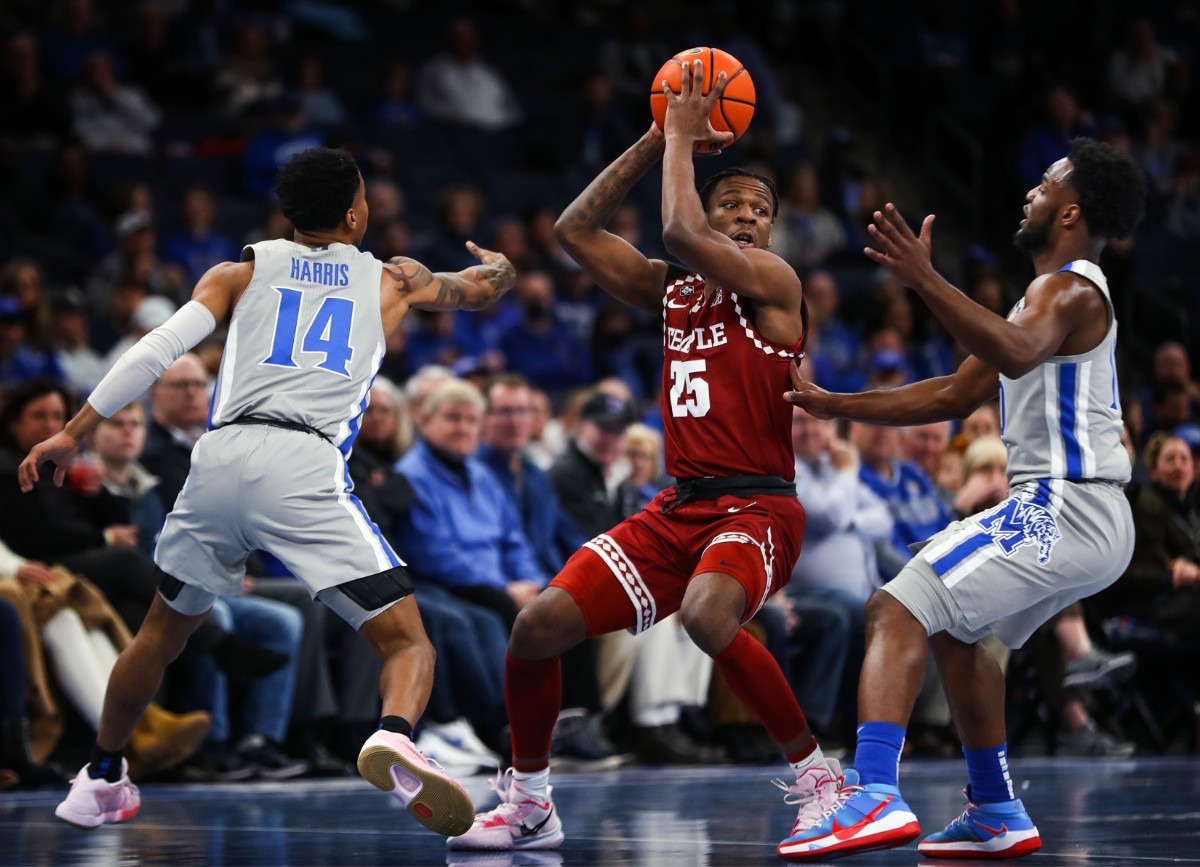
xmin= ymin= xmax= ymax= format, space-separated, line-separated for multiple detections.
xmin=290 ymin=257 xmax=351 ymax=287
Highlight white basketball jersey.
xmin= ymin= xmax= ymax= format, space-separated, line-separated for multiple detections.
xmin=999 ymin=259 xmax=1131 ymax=486
xmin=207 ymin=239 xmax=385 ymax=455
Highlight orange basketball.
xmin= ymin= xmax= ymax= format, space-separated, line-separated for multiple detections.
xmin=650 ymin=47 xmax=756 ymax=153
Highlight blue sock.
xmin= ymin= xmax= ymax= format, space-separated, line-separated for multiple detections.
xmin=854 ymin=722 xmax=906 ymax=787
xmin=963 ymin=743 xmax=1015 ymax=804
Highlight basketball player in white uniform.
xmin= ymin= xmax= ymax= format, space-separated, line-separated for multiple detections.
xmin=20 ymin=148 xmax=516 ymax=837
xmin=778 ymin=139 xmax=1146 ymax=862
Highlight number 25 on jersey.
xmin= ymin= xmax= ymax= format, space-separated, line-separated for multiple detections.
xmin=262 ymin=286 xmax=355 ymax=377
xmin=669 ymin=360 xmax=711 ymax=418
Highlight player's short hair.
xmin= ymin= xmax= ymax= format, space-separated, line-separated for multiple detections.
xmin=1066 ymin=138 xmax=1146 ymax=240
xmin=274 ymin=148 xmax=362 ymax=233
xmin=699 ymin=168 xmax=780 ymax=220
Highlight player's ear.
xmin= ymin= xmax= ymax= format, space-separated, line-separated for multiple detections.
xmin=1060 ymin=203 xmax=1082 ymax=229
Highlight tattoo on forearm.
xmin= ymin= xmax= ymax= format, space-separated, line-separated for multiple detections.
xmin=559 ymin=141 xmax=661 ymax=234
xmin=387 ymin=256 xmax=513 ymax=310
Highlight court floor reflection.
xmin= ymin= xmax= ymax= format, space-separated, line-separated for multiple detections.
xmin=2 ymin=757 xmax=1198 ymax=866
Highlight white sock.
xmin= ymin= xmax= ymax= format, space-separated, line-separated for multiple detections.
xmin=789 ymin=744 xmax=829 ymax=778
xmin=512 ymin=768 xmax=550 ymax=803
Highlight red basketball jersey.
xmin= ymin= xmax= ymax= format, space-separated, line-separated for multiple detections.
xmin=660 ymin=273 xmax=806 ymax=480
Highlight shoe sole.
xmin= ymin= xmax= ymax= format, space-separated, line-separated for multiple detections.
xmin=1062 ymin=657 xmax=1136 ymax=690
xmin=358 ymin=744 xmax=474 ymax=837
xmin=777 ymin=819 xmax=921 ymax=862
xmin=54 ymin=802 xmax=140 ymax=830
xmin=918 ymin=833 xmax=1042 ymax=859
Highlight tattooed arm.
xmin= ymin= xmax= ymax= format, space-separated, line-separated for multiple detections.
xmin=381 ymin=241 xmax=516 ymax=313
xmin=554 ymin=126 xmax=670 ymax=314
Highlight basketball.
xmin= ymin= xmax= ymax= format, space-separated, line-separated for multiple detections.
xmin=649 ymin=47 xmax=756 ymax=153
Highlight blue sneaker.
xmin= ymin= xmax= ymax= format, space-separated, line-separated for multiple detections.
xmin=776 ymin=769 xmax=921 ymax=862
xmin=918 ymin=790 xmax=1041 ymax=860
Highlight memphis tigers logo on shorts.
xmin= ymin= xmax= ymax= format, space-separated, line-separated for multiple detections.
xmin=973 ymin=496 xmax=1062 ymax=565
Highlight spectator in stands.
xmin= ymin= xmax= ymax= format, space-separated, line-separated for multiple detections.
xmin=1017 ymin=85 xmax=1099 ymax=190
xmin=1135 ymin=98 xmax=1184 ymax=202
xmin=597 ymin=6 xmax=670 ymax=128
xmin=1 ymin=260 xmax=52 ymax=349
xmin=425 ymin=185 xmax=488 ymax=273
xmin=394 ymin=378 xmax=547 ymax=626
xmin=499 ymin=271 xmax=594 ymax=396
xmin=239 ymin=94 xmax=323 ymax=197
xmin=0 ymin=31 xmax=72 ymax=147
xmin=560 ymin=72 xmax=636 ymax=174
xmin=853 ymin=420 xmax=952 ymax=580
xmin=102 ymin=295 xmax=176 ymax=372
xmin=0 ymin=296 xmax=62 ymax=387
xmin=48 ymin=288 xmax=105 ymax=395
xmin=774 ymin=165 xmax=848 ymax=269
xmin=163 ymin=187 xmax=239 ymax=287
xmin=370 ymin=60 xmax=422 ymax=128
xmin=214 ymin=20 xmax=282 ymax=115
xmin=41 ymin=0 xmax=111 ymax=83
xmin=69 ymin=51 xmax=160 ymax=154
xmin=903 ymin=421 xmax=954 ymax=505
xmin=416 ymin=18 xmax=521 ymax=131
xmin=88 ymin=210 xmax=189 ymax=318
xmin=39 ymin=142 xmax=111 ymax=262
xmin=1164 ymin=148 xmax=1200 ymax=238
xmin=141 ymin=353 xmax=209 ymax=508
xmin=291 ymin=55 xmax=346 ymax=128
xmin=1107 ymin=18 xmax=1181 ymax=112
xmin=803 ymin=270 xmax=860 ymax=393
xmin=950 ymin=436 xmax=1011 ymax=518
xmin=90 ymin=401 xmax=164 ymax=557
xmin=0 ymin=592 xmax=64 ymax=789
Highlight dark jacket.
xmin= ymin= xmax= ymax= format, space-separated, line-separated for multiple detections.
xmin=139 ymin=420 xmax=194 ymax=510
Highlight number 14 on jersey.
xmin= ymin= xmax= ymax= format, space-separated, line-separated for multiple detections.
xmin=262 ymin=286 xmax=356 ymax=377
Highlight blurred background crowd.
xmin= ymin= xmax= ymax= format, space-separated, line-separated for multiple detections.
xmin=1 ymin=0 xmax=1199 ymax=790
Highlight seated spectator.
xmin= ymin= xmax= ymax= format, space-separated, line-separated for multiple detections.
xmin=773 ymin=165 xmax=848 ymax=270
xmin=903 ymin=421 xmax=955 ymax=509
xmin=0 ymin=31 xmax=73 ymax=147
xmin=0 ymin=296 xmax=62 ymax=387
xmin=1107 ymin=19 xmax=1180 ymax=113
xmin=852 ymin=420 xmax=952 ymax=580
xmin=162 ymin=187 xmax=239 ymax=288
xmin=394 ymin=378 xmax=547 ymax=626
xmin=416 ymin=18 xmax=521 ymax=131
xmin=951 ymin=436 xmax=1010 ymax=518
xmin=87 ymin=211 xmax=189 ymax=319
xmin=0 ymin=590 xmax=64 ymax=789
xmin=90 ymin=401 xmax=165 ymax=556
xmin=291 ymin=54 xmax=346 ymax=128
xmin=141 ymin=353 xmax=209 ymax=509
xmin=69 ymin=51 xmax=160 ymax=154
xmin=499 ymin=271 xmax=595 ymax=397
xmin=214 ymin=20 xmax=282 ymax=115
xmin=239 ymin=95 xmax=323 ymax=197
xmin=48 ymin=288 xmax=106 ymax=395
xmin=370 ymin=60 xmax=421 ymax=128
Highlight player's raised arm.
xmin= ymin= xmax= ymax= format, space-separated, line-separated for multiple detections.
xmin=384 ymin=242 xmax=516 ymax=312
xmin=659 ymin=62 xmax=801 ymax=310
xmin=18 ymin=261 xmax=249 ymax=492
xmin=554 ymin=128 xmax=670 ymax=315
xmin=785 ymin=354 xmax=1000 ymax=427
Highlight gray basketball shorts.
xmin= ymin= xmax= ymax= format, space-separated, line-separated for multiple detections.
xmin=154 ymin=425 xmax=408 ymax=629
xmin=881 ymin=478 xmax=1133 ymax=649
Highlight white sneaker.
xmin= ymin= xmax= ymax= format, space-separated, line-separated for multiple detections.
xmin=415 ymin=729 xmax=492 ymax=775
xmin=447 ymin=768 xmax=564 ymax=851
xmin=428 ymin=718 xmax=503 ymax=767
xmin=357 ymin=730 xmax=475 ymax=837
xmin=55 ymin=761 xmax=141 ymax=829
xmin=773 ymin=758 xmax=842 ymax=836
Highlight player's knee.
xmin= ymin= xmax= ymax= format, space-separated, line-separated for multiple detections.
xmin=678 ymin=603 xmax=737 ymax=657
xmin=865 ymin=589 xmax=922 ymax=637
xmin=510 ymin=593 xmax=582 ymax=660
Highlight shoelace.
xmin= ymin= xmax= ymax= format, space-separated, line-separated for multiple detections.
xmin=771 ymin=772 xmax=839 ymax=831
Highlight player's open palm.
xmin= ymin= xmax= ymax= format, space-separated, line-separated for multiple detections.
xmin=784 ymin=361 xmax=836 ymax=419
xmin=18 ymin=431 xmax=80 ymax=492
xmin=863 ymin=203 xmax=937 ymax=290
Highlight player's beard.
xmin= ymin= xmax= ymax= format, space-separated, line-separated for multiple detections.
xmin=1013 ymin=213 xmax=1051 ymax=254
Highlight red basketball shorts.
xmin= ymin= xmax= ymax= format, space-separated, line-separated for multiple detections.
xmin=550 ymin=490 xmax=806 ymax=636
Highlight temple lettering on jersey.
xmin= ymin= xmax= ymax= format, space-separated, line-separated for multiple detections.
xmin=290 ymin=258 xmax=350 ymax=287
xmin=666 ymin=322 xmax=727 ymax=353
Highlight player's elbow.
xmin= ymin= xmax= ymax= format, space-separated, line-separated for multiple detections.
xmin=661 ymin=222 xmax=697 ymax=259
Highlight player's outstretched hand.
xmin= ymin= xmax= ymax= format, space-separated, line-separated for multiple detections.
xmin=465 ymin=240 xmax=507 ymax=268
xmin=784 ymin=361 xmax=837 ymax=419
xmin=662 ymin=60 xmax=735 ymax=154
xmin=18 ymin=431 xmax=80 ymax=492
xmin=863 ymin=203 xmax=937 ymax=290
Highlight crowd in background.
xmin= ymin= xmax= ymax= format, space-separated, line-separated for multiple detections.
xmin=2 ymin=0 xmax=1200 ymax=789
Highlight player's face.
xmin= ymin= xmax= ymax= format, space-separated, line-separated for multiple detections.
xmin=1015 ymin=157 xmax=1072 ymax=253
xmin=10 ymin=391 xmax=66 ymax=452
xmin=483 ymin=384 xmax=533 ymax=452
xmin=422 ymin=399 xmax=482 ymax=459
xmin=94 ymin=407 xmax=146 ymax=463
xmin=706 ymin=178 xmax=773 ymax=249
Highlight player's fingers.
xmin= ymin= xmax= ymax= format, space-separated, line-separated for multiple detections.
xmin=789 ymin=361 xmax=805 ymax=389
xmin=52 ymin=462 xmax=66 ymax=487
xmin=863 ymin=245 xmax=887 ymax=265
xmin=712 ymin=70 xmax=729 ymax=100
xmin=867 ymin=223 xmax=895 ymax=257
xmin=919 ymin=214 xmax=936 ymax=245
xmin=17 ymin=457 xmax=35 ymax=492
xmin=884 ymin=203 xmax=915 ymax=238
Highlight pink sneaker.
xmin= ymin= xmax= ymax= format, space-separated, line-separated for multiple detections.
xmin=774 ymin=759 xmax=843 ymax=837
xmin=357 ymin=729 xmax=475 ymax=837
xmin=447 ymin=769 xmax=564 ymax=851
xmin=55 ymin=761 xmax=141 ymax=829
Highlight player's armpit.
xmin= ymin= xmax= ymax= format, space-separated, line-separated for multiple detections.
xmin=191 ymin=261 xmax=254 ymax=323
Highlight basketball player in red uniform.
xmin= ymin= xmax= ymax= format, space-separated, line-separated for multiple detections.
xmin=449 ymin=62 xmax=838 ymax=852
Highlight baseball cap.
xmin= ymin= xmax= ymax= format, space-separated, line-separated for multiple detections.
xmin=869 ymin=348 xmax=907 ymax=374
xmin=1174 ymin=422 xmax=1200 ymax=449
xmin=580 ymin=392 xmax=636 ymax=432
xmin=115 ymin=210 xmax=154 ymax=239
xmin=132 ymin=296 xmax=177 ymax=331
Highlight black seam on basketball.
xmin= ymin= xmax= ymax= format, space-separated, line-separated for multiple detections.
xmin=720 ymin=97 xmax=755 ymax=106
xmin=707 ymin=48 xmax=714 ymax=92
xmin=719 ymin=98 xmax=733 ymax=139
